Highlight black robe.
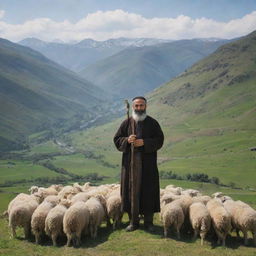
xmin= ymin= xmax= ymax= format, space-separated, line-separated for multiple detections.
xmin=113 ymin=115 xmax=164 ymax=214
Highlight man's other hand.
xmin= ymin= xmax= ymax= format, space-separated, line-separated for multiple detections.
xmin=134 ymin=139 xmax=144 ymax=147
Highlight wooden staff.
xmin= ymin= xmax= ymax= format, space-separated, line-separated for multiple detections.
xmin=124 ymin=100 xmax=136 ymax=222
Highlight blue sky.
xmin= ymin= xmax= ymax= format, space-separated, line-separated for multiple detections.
xmin=0 ymin=0 xmax=256 ymax=42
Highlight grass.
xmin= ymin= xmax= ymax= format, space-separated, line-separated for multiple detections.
xmin=0 ymin=160 xmax=61 ymax=185
xmin=50 ymin=153 xmax=119 ymax=178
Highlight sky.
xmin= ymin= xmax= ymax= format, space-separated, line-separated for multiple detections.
xmin=0 ymin=0 xmax=256 ymax=42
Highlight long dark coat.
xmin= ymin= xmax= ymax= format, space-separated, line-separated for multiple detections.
xmin=113 ymin=115 xmax=164 ymax=214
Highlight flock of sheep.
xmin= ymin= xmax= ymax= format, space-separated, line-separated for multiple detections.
xmin=4 ymin=182 xmax=256 ymax=247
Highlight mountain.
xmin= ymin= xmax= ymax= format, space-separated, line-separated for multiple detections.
xmin=18 ymin=37 xmax=171 ymax=72
xmin=79 ymin=39 xmax=229 ymax=98
xmin=0 ymin=38 xmax=107 ymax=152
xmin=70 ymin=30 xmax=256 ymax=189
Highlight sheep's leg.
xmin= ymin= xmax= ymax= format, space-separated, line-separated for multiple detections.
xmin=35 ymin=233 xmax=40 ymax=244
xmin=24 ymin=224 xmax=31 ymax=239
xmin=236 ymin=228 xmax=240 ymax=238
xmin=164 ymin=226 xmax=168 ymax=238
xmin=176 ymin=228 xmax=181 ymax=240
xmin=222 ymin=235 xmax=226 ymax=247
xmin=93 ymin=226 xmax=98 ymax=239
xmin=11 ymin=225 xmax=17 ymax=238
xmin=193 ymin=229 xmax=198 ymax=240
xmin=52 ymin=233 xmax=58 ymax=246
xmin=252 ymin=229 xmax=256 ymax=246
xmin=66 ymin=234 xmax=72 ymax=247
xmin=76 ymin=232 xmax=81 ymax=247
xmin=200 ymin=232 xmax=206 ymax=246
xmin=243 ymin=230 xmax=248 ymax=245
xmin=113 ymin=220 xmax=117 ymax=230
xmin=200 ymin=235 xmax=204 ymax=246
xmin=215 ymin=229 xmax=223 ymax=246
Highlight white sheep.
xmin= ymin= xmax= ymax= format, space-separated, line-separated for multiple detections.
xmin=212 ymin=192 xmax=224 ymax=198
xmin=160 ymin=201 xmax=184 ymax=239
xmin=45 ymin=203 xmax=68 ymax=246
xmin=33 ymin=187 xmax=58 ymax=203
xmin=43 ymin=195 xmax=60 ymax=204
xmin=192 ymin=195 xmax=211 ymax=205
xmin=106 ymin=190 xmax=123 ymax=229
xmin=58 ymin=185 xmax=81 ymax=200
xmin=63 ymin=201 xmax=90 ymax=247
xmin=29 ymin=186 xmax=39 ymax=194
xmin=182 ymin=189 xmax=201 ymax=197
xmin=224 ymin=200 xmax=256 ymax=246
xmin=165 ymin=185 xmax=183 ymax=195
xmin=8 ymin=197 xmax=39 ymax=239
xmin=189 ymin=202 xmax=211 ymax=245
xmin=31 ymin=200 xmax=57 ymax=244
xmin=160 ymin=192 xmax=180 ymax=206
xmin=206 ymin=199 xmax=231 ymax=246
xmin=84 ymin=197 xmax=106 ymax=238
xmin=49 ymin=184 xmax=63 ymax=192
xmin=70 ymin=192 xmax=90 ymax=205
xmin=7 ymin=193 xmax=40 ymax=215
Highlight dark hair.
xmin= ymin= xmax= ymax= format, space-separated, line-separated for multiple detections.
xmin=132 ymin=96 xmax=147 ymax=103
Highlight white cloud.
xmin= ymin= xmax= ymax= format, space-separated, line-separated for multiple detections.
xmin=0 ymin=9 xmax=256 ymax=42
xmin=0 ymin=10 xmax=5 ymax=19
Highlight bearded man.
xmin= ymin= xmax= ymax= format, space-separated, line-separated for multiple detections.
xmin=113 ymin=96 xmax=164 ymax=232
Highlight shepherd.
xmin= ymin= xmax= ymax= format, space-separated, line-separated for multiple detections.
xmin=113 ymin=96 xmax=164 ymax=232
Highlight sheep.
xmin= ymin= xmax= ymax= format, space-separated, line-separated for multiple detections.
xmin=70 ymin=192 xmax=90 ymax=205
xmin=8 ymin=197 xmax=39 ymax=239
xmin=189 ymin=202 xmax=211 ymax=245
xmin=212 ymin=192 xmax=224 ymax=198
xmin=49 ymin=184 xmax=63 ymax=192
xmin=220 ymin=195 xmax=233 ymax=203
xmin=43 ymin=195 xmax=60 ymax=204
xmin=84 ymin=197 xmax=106 ymax=238
xmin=160 ymin=192 xmax=180 ymax=206
xmin=106 ymin=190 xmax=123 ymax=229
xmin=165 ymin=185 xmax=183 ymax=195
xmin=182 ymin=189 xmax=201 ymax=197
xmin=72 ymin=182 xmax=83 ymax=192
xmin=192 ymin=195 xmax=211 ymax=205
xmin=82 ymin=182 xmax=92 ymax=191
xmin=33 ymin=187 xmax=58 ymax=203
xmin=7 ymin=193 xmax=40 ymax=215
xmin=45 ymin=203 xmax=68 ymax=246
xmin=206 ymin=199 xmax=231 ymax=246
xmin=58 ymin=185 xmax=81 ymax=200
xmin=174 ymin=195 xmax=193 ymax=234
xmin=160 ymin=200 xmax=184 ymax=239
xmin=29 ymin=186 xmax=39 ymax=194
xmin=224 ymin=200 xmax=256 ymax=246
xmin=31 ymin=200 xmax=58 ymax=244
xmin=63 ymin=201 xmax=90 ymax=247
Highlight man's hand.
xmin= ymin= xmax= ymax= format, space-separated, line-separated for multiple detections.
xmin=128 ymin=135 xmax=136 ymax=144
xmin=134 ymin=139 xmax=144 ymax=147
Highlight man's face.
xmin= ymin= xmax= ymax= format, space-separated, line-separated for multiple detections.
xmin=132 ymin=99 xmax=147 ymax=115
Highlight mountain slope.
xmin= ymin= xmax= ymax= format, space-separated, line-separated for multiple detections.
xmin=0 ymin=38 xmax=107 ymax=151
xmin=69 ymin=30 xmax=256 ymax=188
xmin=19 ymin=37 xmax=171 ymax=72
xmin=79 ymin=39 xmax=229 ymax=98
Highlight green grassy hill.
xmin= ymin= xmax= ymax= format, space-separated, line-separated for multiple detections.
xmin=79 ymin=39 xmax=229 ymax=97
xmin=0 ymin=38 xmax=108 ymax=151
xmin=68 ymin=30 xmax=256 ymax=189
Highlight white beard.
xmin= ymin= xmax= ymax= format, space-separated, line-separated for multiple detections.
xmin=132 ymin=110 xmax=147 ymax=122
